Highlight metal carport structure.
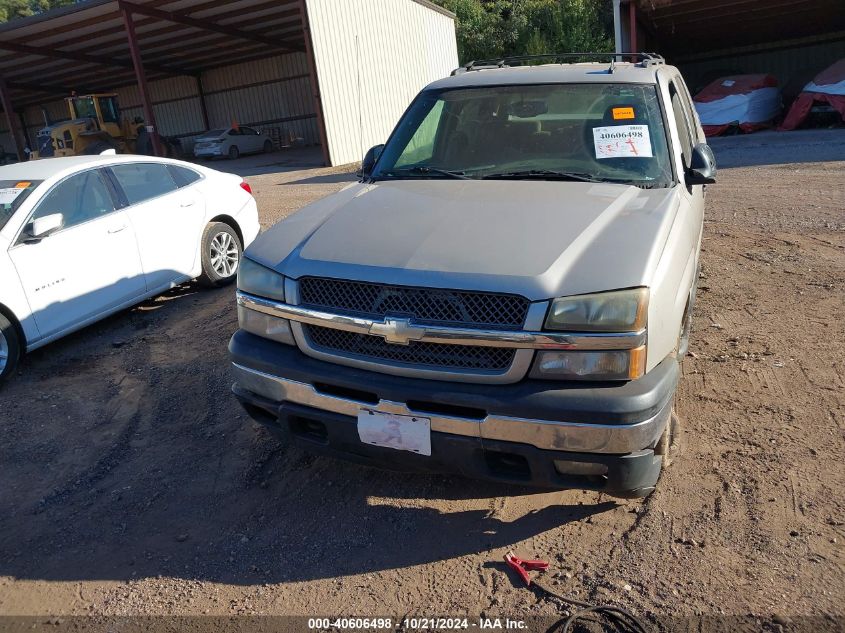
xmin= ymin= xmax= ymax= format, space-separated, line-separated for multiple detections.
xmin=613 ymin=0 xmax=845 ymax=94
xmin=0 ymin=0 xmax=458 ymax=166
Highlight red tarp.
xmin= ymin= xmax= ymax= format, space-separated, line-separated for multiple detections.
xmin=693 ymin=74 xmax=781 ymax=137
xmin=780 ymin=59 xmax=845 ymax=131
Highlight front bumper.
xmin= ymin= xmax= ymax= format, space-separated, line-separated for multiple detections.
xmin=229 ymin=331 xmax=679 ymax=496
xmin=194 ymin=146 xmax=224 ymax=157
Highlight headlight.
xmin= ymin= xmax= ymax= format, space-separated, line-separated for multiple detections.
xmin=237 ymin=257 xmax=285 ymax=301
xmin=530 ymin=347 xmax=646 ymax=381
xmin=545 ymin=288 xmax=648 ymax=332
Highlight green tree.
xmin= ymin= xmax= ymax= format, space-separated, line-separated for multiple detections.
xmin=434 ymin=0 xmax=614 ymax=63
xmin=0 ymin=0 xmax=75 ymax=23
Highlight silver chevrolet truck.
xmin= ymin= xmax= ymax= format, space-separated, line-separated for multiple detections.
xmin=229 ymin=53 xmax=716 ymax=498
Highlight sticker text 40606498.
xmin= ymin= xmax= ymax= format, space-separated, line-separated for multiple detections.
xmin=592 ymin=124 xmax=653 ymax=159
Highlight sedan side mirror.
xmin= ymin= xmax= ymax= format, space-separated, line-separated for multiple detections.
xmin=686 ymin=143 xmax=717 ymax=186
xmin=358 ymin=144 xmax=385 ymax=179
xmin=28 ymin=213 xmax=64 ymax=240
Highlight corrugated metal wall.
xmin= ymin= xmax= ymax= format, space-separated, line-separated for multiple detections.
xmin=306 ymin=0 xmax=459 ymax=166
xmin=118 ymin=52 xmax=319 ymax=146
xmin=2 ymin=52 xmax=319 ymax=155
xmin=201 ymin=53 xmax=318 ymax=146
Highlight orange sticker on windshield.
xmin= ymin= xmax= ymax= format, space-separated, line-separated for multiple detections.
xmin=14 ymin=181 xmax=31 ymax=189
xmin=612 ymin=107 xmax=635 ymax=120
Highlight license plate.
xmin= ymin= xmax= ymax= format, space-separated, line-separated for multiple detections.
xmin=357 ymin=409 xmax=431 ymax=456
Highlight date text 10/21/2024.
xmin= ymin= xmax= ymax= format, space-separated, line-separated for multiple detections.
xmin=307 ymin=617 xmax=529 ymax=630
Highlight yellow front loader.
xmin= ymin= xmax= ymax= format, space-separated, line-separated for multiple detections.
xmin=30 ymin=94 xmax=148 ymax=159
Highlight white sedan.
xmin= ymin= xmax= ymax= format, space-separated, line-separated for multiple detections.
xmin=193 ymin=126 xmax=274 ymax=160
xmin=0 ymin=154 xmax=260 ymax=384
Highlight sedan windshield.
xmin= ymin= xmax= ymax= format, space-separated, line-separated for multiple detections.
xmin=373 ymin=83 xmax=673 ymax=187
xmin=0 ymin=180 xmax=42 ymax=232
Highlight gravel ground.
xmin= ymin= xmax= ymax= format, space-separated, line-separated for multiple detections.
xmin=0 ymin=138 xmax=843 ymax=632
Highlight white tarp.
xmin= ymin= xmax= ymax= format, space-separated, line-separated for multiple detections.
xmin=804 ymin=79 xmax=845 ymax=96
xmin=694 ymin=87 xmax=781 ymax=125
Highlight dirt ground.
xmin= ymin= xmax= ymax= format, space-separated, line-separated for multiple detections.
xmin=0 ymin=139 xmax=843 ymax=631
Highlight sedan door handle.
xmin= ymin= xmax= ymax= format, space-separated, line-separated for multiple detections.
xmin=180 ymin=200 xmax=196 ymax=208
xmin=107 ymin=224 xmax=127 ymax=234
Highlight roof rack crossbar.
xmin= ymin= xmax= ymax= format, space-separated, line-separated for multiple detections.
xmin=454 ymin=52 xmax=665 ymax=75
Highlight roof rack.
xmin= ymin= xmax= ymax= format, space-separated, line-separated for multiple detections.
xmin=452 ymin=52 xmax=665 ymax=75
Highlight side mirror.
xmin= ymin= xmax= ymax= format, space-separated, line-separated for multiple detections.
xmin=28 ymin=213 xmax=64 ymax=240
xmin=686 ymin=143 xmax=717 ymax=186
xmin=358 ymin=144 xmax=385 ymax=179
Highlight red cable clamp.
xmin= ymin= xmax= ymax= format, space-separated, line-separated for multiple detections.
xmin=504 ymin=551 xmax=549 ymax=586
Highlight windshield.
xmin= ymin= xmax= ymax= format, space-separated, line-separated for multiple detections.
xmin=373 ymin=83 xmax=673 ymax=186
xmin=0 ymin=180 xmax=42 ymax=232
xmin=70 ymin=97 xmax=97 ymax=120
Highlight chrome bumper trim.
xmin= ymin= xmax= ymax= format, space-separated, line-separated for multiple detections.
xmin=232 ymin=363 xmax=669 ymax=454
xmin=237 ymin=292 xmax=646 ymax=351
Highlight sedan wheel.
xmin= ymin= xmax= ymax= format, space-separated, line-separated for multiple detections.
xmin=211 ymin=231 xmax=239 ymax=277
xmin=228 ymin=145 xmax=240 ymax=160
xmin=0 ymin=329 xmax=8 ymax=374
xmin=199 ymin=222 xmax=243 ymax=287
xmin=0 ymin=313 xmax=21 ymax=385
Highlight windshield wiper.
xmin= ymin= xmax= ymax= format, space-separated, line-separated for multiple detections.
xmin=379 ymin=166 xmax=471 ymax=180
xmin=481 ymin=170 xmax=604 ymax=183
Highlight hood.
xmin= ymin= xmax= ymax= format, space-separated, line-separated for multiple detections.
xmin=245 ymin=180 xmax=681 ymax=301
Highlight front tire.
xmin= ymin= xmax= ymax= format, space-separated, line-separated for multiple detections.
xmin=198 ymin=222 xmax=242 ymax=287
xmin=655 ymin=408 xmax=679 ymax=469
xmin=263 ymin=140 xmax=273 ymax=153
xmin=0 ymin=314 xmax=21 ymax=385
xmin=228 ymin=145 xmax=240 ymax=160
xmin=82 ymin=140 xmax=117 ymax=155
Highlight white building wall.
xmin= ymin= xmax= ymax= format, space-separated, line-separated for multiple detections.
xmin=306 ymin=0 xmax=458 ymax=166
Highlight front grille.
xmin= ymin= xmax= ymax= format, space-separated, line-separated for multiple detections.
xmin=299 ymin=278 xmax=529 ymax=330
xmin=305 ymin=325 xmax=516 ymax=371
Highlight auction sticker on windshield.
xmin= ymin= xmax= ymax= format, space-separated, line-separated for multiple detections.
xmin=0 ymin=187 xmax=26 ymax=205
xmin=593 ymin=124 xmax=653 ymax=159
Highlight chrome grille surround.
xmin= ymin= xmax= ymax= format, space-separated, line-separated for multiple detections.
xmin=304 ymin=324 xmax=516 ymax=371
xmin=298 ymin=277 xmax=530 ymax=330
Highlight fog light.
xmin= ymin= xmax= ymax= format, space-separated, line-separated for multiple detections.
xmin=554 ymin=461 xmax=609 ymax=477
xmin=238 ymin=305 xmax=294 ymax=345
xmin=530 ymin=346 xmax=646 ymax=381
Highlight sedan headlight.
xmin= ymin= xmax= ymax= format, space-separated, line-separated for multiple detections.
xmin=237 ymin=257 xmax=285 ymax=301
xmin=545 ymin=288 xmax=648 ymax=332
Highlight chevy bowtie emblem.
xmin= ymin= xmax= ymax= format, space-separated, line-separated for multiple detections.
xmin=369 ymin=317 xmax=426 ymax=345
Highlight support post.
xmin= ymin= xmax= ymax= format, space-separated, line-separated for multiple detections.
xmin=121 ymin=3 xmax=163 ymax=156
xmin=629 ymin=0 xmax=638 ymax=58
xmin=613 ymin=0 xmax=623 ymax=59
xmin=298 ymin=0 xmax=330 ymax=166
xmin=0 ymin=78 xmax=26 ymax=161
xmin=16 ymin=111 xmax=31 ymax=153
xmin=196 ymin=75 xmax=210 ymax=131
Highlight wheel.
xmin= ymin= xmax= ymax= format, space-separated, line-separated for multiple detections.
xmin=263 ymin=140 xmax=274 ymax=153
xmin=678 ymin=269 xmax=699 ymax=359
xmin=198 ymin=222 xmax=242 ymax=287
xmin=655 ymin=408 xmax=680 ymax=469
xmin=678 ymin=305 xmax=692 ymax=358
xmin=228 ymin=145 xmax=240 ymax=160
xmin=0 ymin=313 xmax=21 ymax=386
